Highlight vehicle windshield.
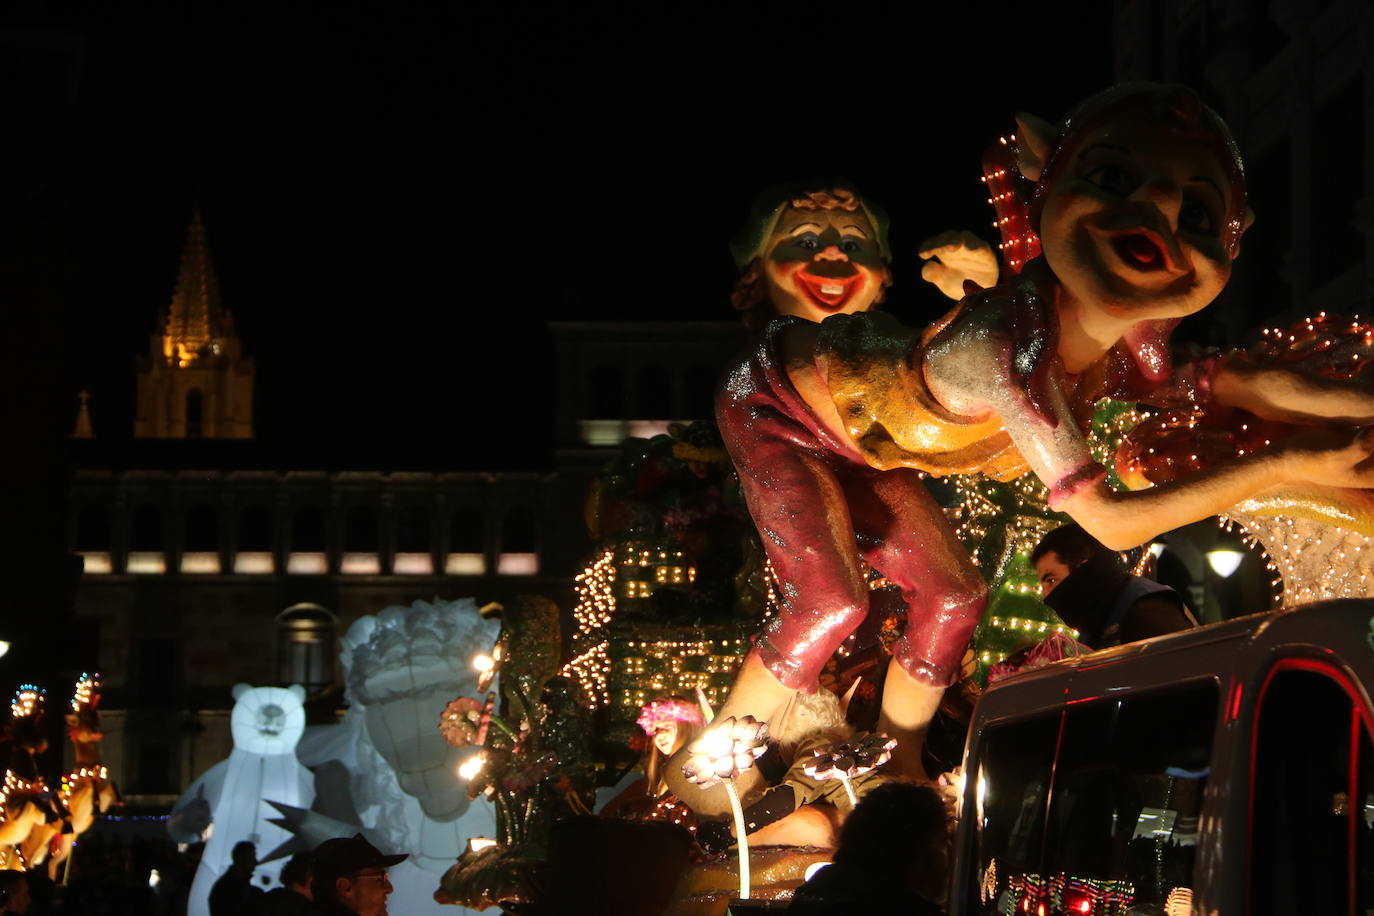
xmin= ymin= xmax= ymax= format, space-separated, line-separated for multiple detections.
xmin=969 ymin=680 xmax=1218 ymax=915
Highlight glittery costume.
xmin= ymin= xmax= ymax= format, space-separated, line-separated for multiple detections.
xmin=718 ymin=260 xmax=1198 ymax=690
xmin=718 ymin=315 xmax=988 ymax=690
xmin=1118 ymin=313 xmax=1374 ymax=603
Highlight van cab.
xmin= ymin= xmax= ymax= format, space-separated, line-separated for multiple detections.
xmin=949 ymin=601 xmax=1374 ymax=916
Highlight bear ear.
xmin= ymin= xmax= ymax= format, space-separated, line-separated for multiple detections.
xmin=287 ymin=685 xmax=306 ymax=702
xmin=231 ymin=683 xmax=252 ymax=701
xmin=1013 ymin=112 xmax=1058 ymax=183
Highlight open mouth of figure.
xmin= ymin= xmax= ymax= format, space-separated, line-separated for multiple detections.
xmin=1108 ymin=228 xmax=1174 ymax=273
xmin=795 ymin=270 xmax=862 ymax=310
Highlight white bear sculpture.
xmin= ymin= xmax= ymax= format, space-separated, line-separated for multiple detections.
xmin=170 ymin=683 xmax=314 ymax=916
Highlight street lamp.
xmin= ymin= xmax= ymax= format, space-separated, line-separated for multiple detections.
xmin=1206 ymin=547 xmax=1246 ymax=578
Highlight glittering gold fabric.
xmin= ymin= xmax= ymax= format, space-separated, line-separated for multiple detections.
xmin=821 ymin=307 xmax=1029 ymax=480
xmin=818 ymin=302 xmax=1114 ymax=483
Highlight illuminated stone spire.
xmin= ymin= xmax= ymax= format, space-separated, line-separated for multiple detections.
xmin=72 ymin=390 xmax=93 ymax=439
xmin=162 ymin=209 xmax=230 ymax=368
xmin=135 ymin=208 xmax=254 ymax=438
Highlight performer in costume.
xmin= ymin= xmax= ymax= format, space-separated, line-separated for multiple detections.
xmin=601 ymin=696 xmax=703 ymax=832
xmin=678 ymin=83 xmax=1374 ymax=804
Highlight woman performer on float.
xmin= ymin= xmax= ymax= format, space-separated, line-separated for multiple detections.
xmin=672 ymin=84 xmax=1374 ymax=808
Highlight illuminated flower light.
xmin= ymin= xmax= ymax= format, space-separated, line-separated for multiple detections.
xmin=681 ymin=715 xmax=768 ymax=790
xmin=457 ymin=753 xmax=485 ymax=781
xmin=801 ymin=733 xmax=897 ymax=807
xmin=682 ymin=715 xmax=769 ymax=899
xmin=475 ymin=632 xmax=507 ymax=694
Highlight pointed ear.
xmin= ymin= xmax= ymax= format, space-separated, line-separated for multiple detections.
xmin=839 ymin=677 xmax=862 ymax=717
xmin=1014 ymin=112 xmax=1058 ymax=183
xmin=288 ymin=685 xmax=306 ymax=702
xmin=231 ymin=683 xmax=252 ymax=701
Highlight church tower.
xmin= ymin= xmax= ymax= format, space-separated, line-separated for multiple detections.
xmin=135 ymin=210 xmax=254 ymax=439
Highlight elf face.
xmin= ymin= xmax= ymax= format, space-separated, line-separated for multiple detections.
xmin=1039 ymin=118 xmax=1236 ymax=323
xmin=763 ymin=206 xmax=888 ymax=323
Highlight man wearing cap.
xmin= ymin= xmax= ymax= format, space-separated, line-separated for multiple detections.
xmin=308 ymin=834 xmax=407 ymax=916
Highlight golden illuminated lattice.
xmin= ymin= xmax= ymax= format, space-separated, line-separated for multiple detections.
xmin=611 ymin=631 xmax=749 ymax=713
xmin=562 ymin=542 xmax=707 ymax=710
xmin=623 ymin=581 xmax=654 ymax=599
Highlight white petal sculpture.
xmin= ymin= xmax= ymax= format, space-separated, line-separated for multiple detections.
xmin=300 ymin=597 xmax=499 ymax=916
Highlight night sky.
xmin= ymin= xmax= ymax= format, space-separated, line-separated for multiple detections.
xmin=60 ymin=2 xmax=1114 ymax=468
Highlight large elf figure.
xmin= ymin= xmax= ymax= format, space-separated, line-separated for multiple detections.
xmin=674 ymin=83 xmax=1374 ymax=805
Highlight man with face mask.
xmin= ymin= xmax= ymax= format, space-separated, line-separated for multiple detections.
xmin=1031 ymin=523 xmax=1195 ymax=650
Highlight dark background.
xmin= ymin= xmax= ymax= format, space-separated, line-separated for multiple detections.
xmin=45 ymin=1 xmax=1114 ymax=467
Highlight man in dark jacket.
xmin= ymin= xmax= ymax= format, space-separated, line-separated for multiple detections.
xmin=308 ymin=834 xmax=406 ymax=916
xmin=1031 ymin=524 xmax=1196 ymax=649
xmin=209 ymin=841 xmax=265 ymax=916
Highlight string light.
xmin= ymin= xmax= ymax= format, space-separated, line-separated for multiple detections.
xmin=11 ymin=686 xmax=44 ymax=719
xmin=72 ymin=673 xmax=100 ymax=711
xmin=560 ymin=541 xmax=726 ymax=714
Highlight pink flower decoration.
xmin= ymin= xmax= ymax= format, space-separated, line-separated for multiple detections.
xmin=636 ymin=697 xmax=704 ymax=736
xmin=440 ymin=696 xmax=485 ymax=748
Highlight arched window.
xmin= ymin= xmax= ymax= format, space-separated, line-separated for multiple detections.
xmin=75 ymin=504 xmax=112 ymax=574
xmin=184 ymin=504 xmax=218 ymax=551
xmin=288 ymin=505 xmax=327 ymax=574
xmin=396 ymin=505 xmax=431 ymax=552
xmin=76 ymin=504 xmax=110 ymax=551
xmin=446 ymin=506 xmax=486 ymax=575
xmin=635 ymin=364 xmax=672 ymax=419
xmin=235 ymin=505 xmax=275 ymax=575
xmin=344 ymin=506 xmax=378 ymax=552
xmin=498 ymin=505 xmax=538 ymax=575
xmin=291 ymin=506 xmax=326 ymax=551
xmin=276 ymin=603 xmax=337 ymax=693
xmin=186 ymin=388 xmax=204 ymax=439
xmin=588 ymin=364 xmax=625 ymax=418
xmin=394 ymin=505 xmax=433 ymax=574
xmin=181 ymin=503 xmax=220 ymax=573
xmin=237 ymin=505 xmax=274 ymax=551
xmin=130 ymin=505 xmax=164 ymax=550
xmin=342 ymin=505 xmax=380 ymax=574
xmin=128 ymin=505 xmax=166 ymax=573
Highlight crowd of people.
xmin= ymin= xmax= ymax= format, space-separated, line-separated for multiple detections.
xmin=0 ymin=833 xmax=405 ymax=916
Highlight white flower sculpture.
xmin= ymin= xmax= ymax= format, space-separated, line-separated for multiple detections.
xmin=801 ymin=732 xmax=897 ymax=807
xmin=681 ymin=715 xmax=769 ymax=899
